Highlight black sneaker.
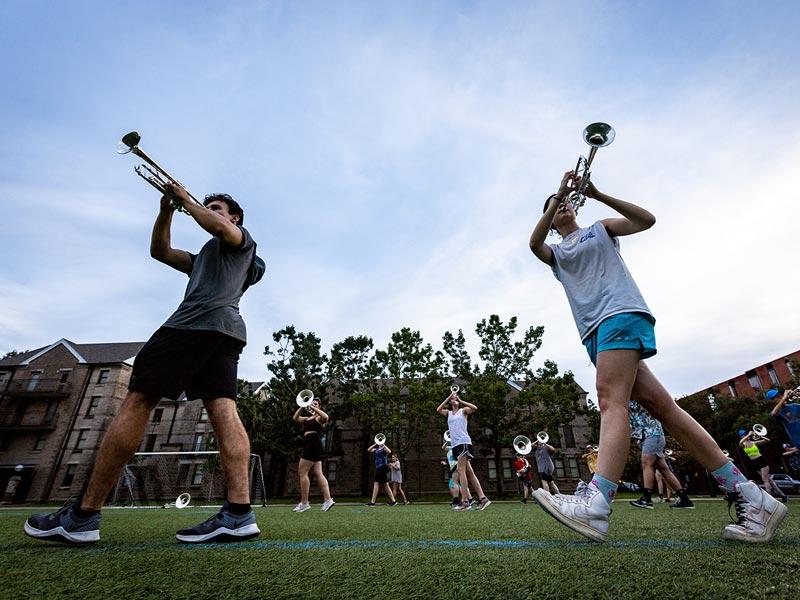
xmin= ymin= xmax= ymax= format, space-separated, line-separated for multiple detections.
xmin=629 ymin=497 xmax=654 ymax=509
xmin=175 ymin=502 xmax=260 ymax=543
xmin=388 ymin=501 xmax=397 ymax=506
xmin=24 ymin=500 xmax=101 ymax=545
xmin=521 ymin=498 xmax=527 ymax=504
xmin=670 ymin=497 xmax=695 ymax=509
xmin=365 ymin=502 xmax=376 ymax=507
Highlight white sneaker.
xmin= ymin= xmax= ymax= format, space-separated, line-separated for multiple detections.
xmin=292 ymin=502 xmax=310 ymax=513
xmin=723 ymin=481 xmax=788 ymax=543
xmin=452 ymin=501 xmax=469 ymax=511
xmin=321 ymin=499 xmax=335 ymax=512
xmin=533 ymin=483 xmax=610 ymax=542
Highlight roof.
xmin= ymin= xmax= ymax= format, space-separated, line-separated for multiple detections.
xmin=0 ymin=339 xmax=146 ymax=367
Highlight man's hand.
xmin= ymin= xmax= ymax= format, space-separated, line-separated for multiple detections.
xmin=159 ymin=193 xmax=176 ymax=213
xmin=556 ymin=170 xmax=575 ymax=201
xmin=164 ymin=182 xmax=192 ymax=209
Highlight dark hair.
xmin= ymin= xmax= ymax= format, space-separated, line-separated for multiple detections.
xmin=204 ymin=193 xmax=244 ymax=225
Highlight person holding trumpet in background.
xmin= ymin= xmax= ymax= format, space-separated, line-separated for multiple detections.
xmin=436 ymin=386 xmax=491 ymax=511
xmin=533 ymin=432 xmax=560 ymax=496
xmin=292 ymin=390 xmax=335 ymax=513
xmin=528 ymin=122 xmax=787 ymax=542
xmin=738 ymin=426 xmax=787 ymax=503
xmin=366 ymin=434 xmax=397 ymax=506
xmin=442 ymin=434 xmax=464 ymax=507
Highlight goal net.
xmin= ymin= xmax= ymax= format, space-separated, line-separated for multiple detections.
xmin=109 ymin=451 xmax=267 ymax=507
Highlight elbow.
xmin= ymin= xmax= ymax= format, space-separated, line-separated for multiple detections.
xmin=645 ymin=214 xmax=656 ymax=229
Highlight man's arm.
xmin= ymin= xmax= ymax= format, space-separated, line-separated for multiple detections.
xmin=166 ymin=183 xmax=243 ymax=247
xmin=586 ymin=181 xmax=656 ymax=237
xmin=150 ymin=196 xmax=193 ymax=274
xmin=529 ymin=171 xmax=574 ymax=265
xmin=770 ymin=393 xmax=789 ymax=417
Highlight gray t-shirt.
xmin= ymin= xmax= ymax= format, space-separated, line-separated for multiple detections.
xmin=535 ymin=445 xmax=554 ymax=474
xmin=162 ymin=226 xmax=256 ymax=343
xmin=549 ymin=220 xmax=653 ymax=341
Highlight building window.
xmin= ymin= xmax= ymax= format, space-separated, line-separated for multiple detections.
xmin=73 ymin=429 xmax=90 ymax=452
xmin=85 ymin=396 xmax=101 ymax=418
xmin=27 ymin=370 xmax=43 ymax=392
xmin=143 ymin=434 xmax=157 ymax=453
xmin=567 ymin=457 xmax=580 ymax=478
xmin=786 ymin=359 xmax=796 ymax=378
xmin=0 ymin=434 xmax=11 ymax=451
xmin=61 ymin=464 xmax=78 ymax=488
xmin=193 ymin=433 xmax=205 ymax=452
xmin=59 ymin=370 xmax=71 ymax=383
xmin=177 ymin=463 xmax=190 ymax=485
xmin=728 ymin=381 xmax=737 ymax=397
xmin=326 ymin=461 xmax=337 ymax=484
xmin=199 ymin=408 xmax=208 ymax=422
xmin=746 ymin=370 xmax=761 ymax=390
xmin=767 ymin=365 xmax=779 ymax=386
xmin=191 ymin=464 xmax=205 ymax=486
xmin=554 ymin=459 xmax=566 ymax=479
xmin=44 ymin=399 xmax=58 ymax=423
xmin=562 ymin=425 xmax=575 ymax=448
xmin=152 ymin=408 xmax=164 ymax=424
xmin=487 ymin=458 xmax=513 ymax=481
xmin=33 ymin=432 xmax=48 ymax=451
xmin=0 ymin=371 xmax=8 ymax=386
xmin=443 ymin=463 xmax=452 ymax=481
xmin=96 ymin=369 xmax=110 ymax=384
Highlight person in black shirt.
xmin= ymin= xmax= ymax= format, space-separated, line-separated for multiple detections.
xmin=292 ymin=398 xmax=335 ymax=513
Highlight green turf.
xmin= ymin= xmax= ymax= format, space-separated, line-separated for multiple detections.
xmin=2 ymin=499 xmax=799 ymax=599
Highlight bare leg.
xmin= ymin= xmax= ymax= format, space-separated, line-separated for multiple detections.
xmin=654 ymin=457 xmax=682 ymax=492
xmin=641 ymin=454 xmax=657 ymax=490
xmin=205 ymin=397 xmax=251 ymax=504
xmin=383 ymin=483 xmax=396 ymax=502
xmin=465 ymin=461 xmax=486 ymax=499
xmin=632 ymin=362 xmax=728 ymax=473
xmin=297 ymin=459 xmax=313 ymax=504
xmin=81 ymin=390 xmax=160 ymax=510
xmin=594 ymin=350 xmax=640 ymax=483
xmin=312 ymin=461 xmax=332 ymax=502
xmin=548 ymin=480 xmax=560 ymax=495
xmin=456 ymin=459 xmax=471 ymax=502
xmin=371 ymin=482 xmax=380 ymax=503
xmin=760 ymin=466 xmax=783 ymax=498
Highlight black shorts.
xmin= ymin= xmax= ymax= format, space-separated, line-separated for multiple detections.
xmin=128 ymin=327 xmax=245 ymax=401
xmin=301 ymin=433 xmax=324 ymax=462
xmin=748 ymin=455 xmax=767 ymax=471
xmin=451 ymin=444 xmax=474 ymax=461
xmin=539 ymin=472 xmax=554 ymax=482
xmin=375 ymin=465 xmax=390 ymax=484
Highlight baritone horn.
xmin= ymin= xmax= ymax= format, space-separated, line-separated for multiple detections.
xmin=536 ymin=431 xmax=549 ymax=444
xmin=117 ymin=131 xmax=202 ymax=213
xmin=374 ymin=433 xmax=386 ymax=446
xmin=566 ymin=122 xmax=616 ymax=212
xmin=513 ymin=435 xmax=533 ymax=455
xmin=752 ymin=424 xmax=768 ymax=440
xmin=296 ymin=389 xmax=314 ymax=408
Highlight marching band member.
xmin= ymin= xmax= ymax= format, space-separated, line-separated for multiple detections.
xmin=292 ymin=398 xmax=335 ymax=513
xmin=528 ymin=170 xmax=787 ymax=542
xmin=628 ymin=401 xmax=694 ymax=510
xmin=442 ymin=442 xmax=463 ymax=506
xmin=514 ymin=453 xmax=535 ymax=503
xmin=533 ymin=436 xmax=560 ymax=495
xmin=581 ymin=444 xmax=599 ymax=478
xmin=436 ymin=390 xmax=491 ymax=511
xmin=770 ymin=389 xmax=800 ymax=452
xmin=739 ymin=429 xmax=787 ymax=502
xmin=389 ymin=453 xmax=410 ymax=505
xmin=366 ymin=441 xmax=397 ymax=506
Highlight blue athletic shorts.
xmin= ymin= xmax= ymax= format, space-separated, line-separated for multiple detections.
xmin=583 ymin=312 xmax=656 ymax=366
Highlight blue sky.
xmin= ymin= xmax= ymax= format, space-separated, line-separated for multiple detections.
xmin=1 ymin=1 xmax=799 ymax=397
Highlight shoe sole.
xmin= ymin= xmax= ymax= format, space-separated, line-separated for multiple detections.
xmin=478 ymin=500 xmax=492 ymax=511
xmin=629 ymin=502 xmax=654 ymax=509
xmin=24 ymin=522 xmax=99 ymax=544
xmin=321 ymin=502 xmax=335 ymax=512
xmin=533 ymin=489 xmax=606 ymax=543
xmin=669 ymin=505 xmax=695 ymax=509
xmin=175 ymin=523 xmax=261 ymax=544
xmin=723 ymin=502 xmax=788 ymax=543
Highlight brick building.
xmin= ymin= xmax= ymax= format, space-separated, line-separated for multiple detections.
xmin=695 ymin=349 xmax=800 ymax=400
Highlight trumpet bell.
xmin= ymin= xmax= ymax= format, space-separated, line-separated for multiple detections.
xmin=513 ymin=435 xmax=532 ymax=455
xmin=296 ymin=389 xmax=314 ymax=408
xmin=583 ymin=122 xmax=615 ymax=148
xmin=592 ymin=445 xmax=599 ymax=453
xmin=722 ymin=449 xmax=730 ymax=457
xmin=117 ymin=131 xmax=141 ymax=154
xmin=536 ymin=431 xmax=549 ymax=444
xmin=374 ymin=433 xmax=386 ymax=446
xmin=450 ymin=385 xmax=460 ymax=394
xmin=664 ymin=449 xmax=673 ymax=457
xmin=443 ymin=430 xmax=451 ymax=444
xmin=753 ymin=424 xmax=767 ymax=438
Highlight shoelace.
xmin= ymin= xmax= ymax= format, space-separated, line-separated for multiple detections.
xmin=574 ymin=481 xmax=590 ymax=498
xmin=726 ymin=492 xmax=747 ymax=525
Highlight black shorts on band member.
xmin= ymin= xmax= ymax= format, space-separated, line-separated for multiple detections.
xmin=375 ymin=465 xmax=391 ymax=484
xmin=128 ymin=326 xmax=245 ymax=401
xmin=451 ymin=444 xmax=474 ymax=461
xmin=301 ymin=433 xmax=324 ymax=462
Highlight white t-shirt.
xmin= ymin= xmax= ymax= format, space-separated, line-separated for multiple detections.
xmin=447 ymin=409 xmax=471 ymax=446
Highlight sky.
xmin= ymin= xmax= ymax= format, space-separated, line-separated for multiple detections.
xmin=1 ymin=1 xmax=799 ymax=399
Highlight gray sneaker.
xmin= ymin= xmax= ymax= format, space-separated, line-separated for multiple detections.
xmin=175 ymin=502 xmax=260 ymax=543
xmin=24 ymin=501 xmax=101 ymax=545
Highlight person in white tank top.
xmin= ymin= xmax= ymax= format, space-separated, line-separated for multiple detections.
xmin=436 ymin=388 xmax=491 ymax=511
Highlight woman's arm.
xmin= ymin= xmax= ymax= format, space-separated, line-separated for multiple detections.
xmin=292 ymin=407 xmax=305 ymax=424
xmin=367 ymin=444 xmax=376 ymax=453
xmin=308 ymin=404 xmax=330 ymax=424
xmin=544 ymin=443 xmax=556 ymax=453
xmin=529 ymin=171 xmax=574 ymax=264
xmin=458 ymin=398 xmax=478 ymax=415
xmin=585 ymin=181 xmax=656 ymax=237
xmin=436 ymin=396 xmax=451 ymax=416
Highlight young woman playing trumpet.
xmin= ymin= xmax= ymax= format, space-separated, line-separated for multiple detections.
xmin=292 ymin=397 xmax=335 ymax=513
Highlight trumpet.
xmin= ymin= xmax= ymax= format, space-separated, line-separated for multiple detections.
xmin=565 ymin=122 xmax=615 ymax=212
xmin=751 ymin=424 xmax=768 ymax=440
xmin=513 ymin=435 xmax=533 ymax=455
xmin=536 ymin=431 xmax=549 ymax=444
xmin=296 ymin=389 xmax=315 ymax=408
xmin=374 ymin=433 xmax=386 ymax=446
xmin=722 ymin=449 xmax=730 ymax=458
xmin=443 ymin=430 xmax=451 ymax=444
xmin=163 ymin=492 xmax=191 ymax=509
xmin=117 ymin=131 xmax=202 ymax=213
xmin=664 ymin=449 xmax=674 ymax=457
xmin=450 ymin=385 xmax=460 ymax=395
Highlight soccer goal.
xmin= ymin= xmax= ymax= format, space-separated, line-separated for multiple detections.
xmin=109 ymin=451 xmax=267 ymax=508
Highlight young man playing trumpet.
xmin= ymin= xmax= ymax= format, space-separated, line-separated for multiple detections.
xmin=25 ymin=183 xmax=263 ymax=544
xmin=528 ymin=170 xmax=787 ymax=542
xmin=366 ymin=440 xmax=397 ymax=506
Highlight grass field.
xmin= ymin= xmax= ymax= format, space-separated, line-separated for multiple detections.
xmin=2 ymin=498 xmax=799 ymax=599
